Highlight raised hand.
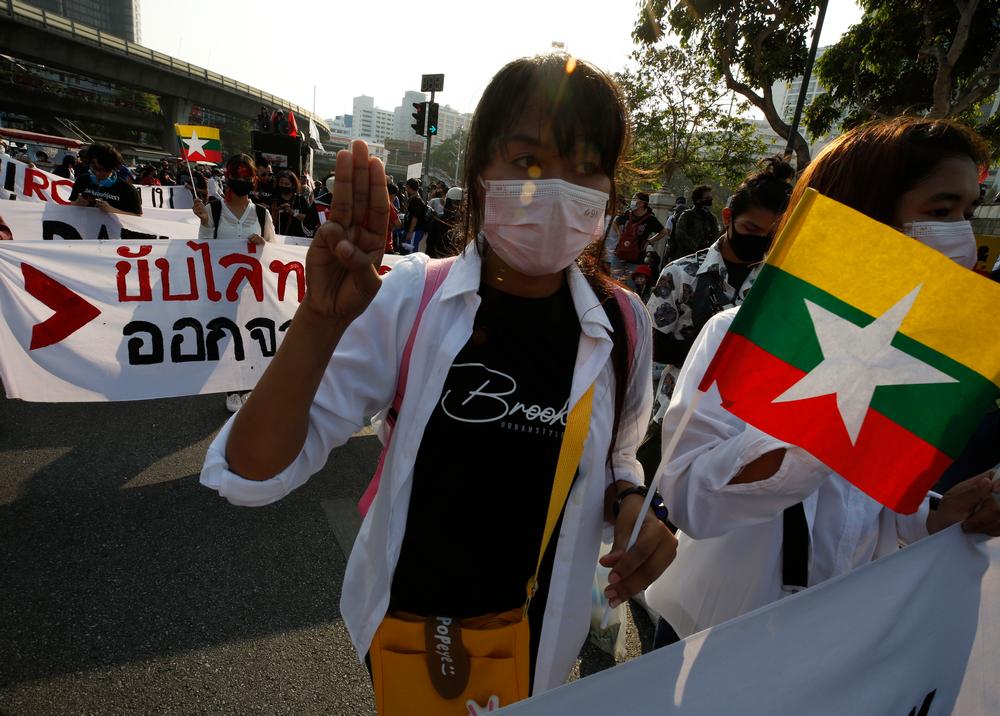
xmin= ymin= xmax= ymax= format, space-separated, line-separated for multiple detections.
xmin=305 ymin=140 xmax=389 ymax=323
xmin=192 ymin=198 xmax=209 ymax=224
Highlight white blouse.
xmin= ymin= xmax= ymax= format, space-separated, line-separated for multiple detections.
xmin=197 ymin=200 xmax=275 ymax=242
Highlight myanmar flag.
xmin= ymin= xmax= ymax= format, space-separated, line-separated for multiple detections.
xmin=699 ymin=189 xmax=1000 ymax=514
xmin=175 ymin=124 xmax=222 ymax=163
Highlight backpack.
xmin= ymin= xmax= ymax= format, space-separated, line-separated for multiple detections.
xmin=211 ymin=199 xmax=268 ymax=239
xmin=358 ymin=258 xmax=638 ymax=517
xmin=614 ymin=213 xmax=646 ymax=262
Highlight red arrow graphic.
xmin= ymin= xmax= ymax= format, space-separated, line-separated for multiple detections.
xmin=22 ymin=263 xmax=101 ymax=350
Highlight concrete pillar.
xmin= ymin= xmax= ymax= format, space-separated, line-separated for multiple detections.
xmin=160 ymin=96 xmax=193 ymax=154
xmin=649 ymin=190 xmax=673 ymax=225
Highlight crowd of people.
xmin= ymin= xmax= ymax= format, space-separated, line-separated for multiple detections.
xmin=3 ymin=50 xmax=999 ymax=715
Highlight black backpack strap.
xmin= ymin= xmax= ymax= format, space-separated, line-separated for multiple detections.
xmin=781 ymin=502 xmax=810 ymax=592
xmin=254 ymin=203 xmax=268 ymax=235
xmin=210 ymin=200 xmax=222 ymax=240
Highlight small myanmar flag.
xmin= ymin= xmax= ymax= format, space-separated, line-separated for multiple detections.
xmin=699 ymin=188 xmax=1000 ymax=514
xmin=175 ymin=124 xmax=222 ymax=163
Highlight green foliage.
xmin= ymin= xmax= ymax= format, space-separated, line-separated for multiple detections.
xmin=429 ymin=129 xmax=466 ymax=184
xmin=634 ymin=0 xmax=821 ymax=166
xmin=806 ymin=0 xmax=1000 ymax=154
xmin=616 ymin=44 xmax=765 ymax=195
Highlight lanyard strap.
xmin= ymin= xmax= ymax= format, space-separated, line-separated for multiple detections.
xmin=525 ymin=383 xmax=596 ymax=611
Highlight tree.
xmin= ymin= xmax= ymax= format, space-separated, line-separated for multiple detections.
xmin=429 ymin=129 xmax=466 ymax=184
xmin=635 ymin=0 xmax=820 ymax=168
xmin=616 ymin=44 xmax=765 ymax=193
xmin=805 ymin=0 xmax=1000 ymax=152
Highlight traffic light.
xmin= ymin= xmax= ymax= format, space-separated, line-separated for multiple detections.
xmin=411 ymin=101 xmax=427 ymax=136
xmin=426 ymin=102 xmax=439 ymax=136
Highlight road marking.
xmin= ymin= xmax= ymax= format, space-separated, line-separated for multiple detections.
xmin=321 ymin=498 xmax=362 ymax=559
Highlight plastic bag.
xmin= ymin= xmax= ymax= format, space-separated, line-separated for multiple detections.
xmin=588 ymin=540 xmax=628 ymax=661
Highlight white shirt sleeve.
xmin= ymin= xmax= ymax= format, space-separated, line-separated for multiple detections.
xmin=656 ymin=309 xmax=829 ymax=539
xmin=199 ymin=256 xmax=426 ymax=506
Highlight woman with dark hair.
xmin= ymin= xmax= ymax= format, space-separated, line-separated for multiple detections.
xmin=193 ymin=153 xmax=275 ymax=414
xmin=271 ymin=169 xmax=318 ymax=237
xmin=200 ymin=54 xmax=677 ymax=709
xmin=68 ymin=143 xmax=142 ymax=216
xmin=645 ymin=117 xmax=1000 ymax=648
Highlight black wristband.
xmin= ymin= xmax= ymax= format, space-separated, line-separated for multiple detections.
xmin=613 ymin=485 xmax=648 ymax=518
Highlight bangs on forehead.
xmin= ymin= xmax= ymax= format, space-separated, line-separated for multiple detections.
xmin=484 ymin=56 xmax=625 ymax=171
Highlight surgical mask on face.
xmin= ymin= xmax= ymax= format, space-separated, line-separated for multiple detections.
xmin=902 ymin=220 xmax=977 ymax=269
xmin=279 ymin=186 xmax=294 ymax=195
xmin=629 ymin=200 xmax=638 ymax=210
xmin=481 ymin=178 xmax=608 ymax=276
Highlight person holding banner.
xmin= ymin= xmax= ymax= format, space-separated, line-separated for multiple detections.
xmin=201 ymin=54 xmax=677 ymax=712
xmin=68 ymin=143 xmax=142 ymax=217
xmin=644 ymin=117 xmax=1000 ymax=649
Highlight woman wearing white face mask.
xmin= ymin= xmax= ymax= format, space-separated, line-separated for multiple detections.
xmin=644 ymin=116 xmax=1000 ymax=649
xmin=199 ymin=54 xmax=676 ymax=712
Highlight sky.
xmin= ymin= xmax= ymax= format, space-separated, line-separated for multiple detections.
xmin=139 ymin=0 xmax=863 ymax=122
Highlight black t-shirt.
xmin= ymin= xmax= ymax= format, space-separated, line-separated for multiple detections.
xmin=253 ymin=181 xmax=275 ymax=207
xmin=272 ymin=193 xmax=315 ymax=236
xmin=68 ymin=174 xmax=142 ymax=214
xmin=406 ymin=194 xmax=427 ymax=232
xmin=390 ymin=280 xmax=581 ymax=622
xmin=723 ymin=257 xmax=752 ymax=294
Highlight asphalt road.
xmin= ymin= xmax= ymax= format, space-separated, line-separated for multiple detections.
xmin=0 ymin=391 xmax=653 ymax=715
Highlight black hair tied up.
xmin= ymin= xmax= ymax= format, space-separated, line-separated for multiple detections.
xmin=728 ymin=155 xmax=795 ymax=217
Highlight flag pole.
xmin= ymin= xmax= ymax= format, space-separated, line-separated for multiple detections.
xmin=174 ymin=123 xmax=198 ymax=196
xmin=600 ymin=389 xmax=703 ymax=629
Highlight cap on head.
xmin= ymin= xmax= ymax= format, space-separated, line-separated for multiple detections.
xmin=446 ymin=186 xmax=463 ymax=201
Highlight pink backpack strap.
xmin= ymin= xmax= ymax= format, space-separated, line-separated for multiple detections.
xmin=358 ymin=256 xmax=457 ymax=516
xmin=610 ymin=285 xmax=638 ymax=376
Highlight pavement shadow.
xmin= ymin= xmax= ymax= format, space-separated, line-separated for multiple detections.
xmin=0 ymin=391 xmax=381 ymax=687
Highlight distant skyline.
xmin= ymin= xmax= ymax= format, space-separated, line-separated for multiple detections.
xmin=139 ymin=0 xmax=863 ymax=122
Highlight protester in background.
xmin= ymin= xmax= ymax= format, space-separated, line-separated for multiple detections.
xmin=670 ymin=184 xmax=719 ymax=259
xmin=202 ymin=55 xmax=676 ymax=706
xmin=631 ymin=264 xmax=653 ymax=302
xmin=252 ymin=159 xmax=276 ymax=206
xmin=68 ymin=143 xmax=142 ymax=216
xmin=662 ymin=195 xmax=685 ymax=256
xmin=182 ymin=171 xmax=215 ymax=206
xmin=52 ymin=154 xmax=76 ymax=180
xmin=401 ymin=177 xmax=427 ymax=253
xmin=645 ymin=117 xmax=1000 ymax=650
xmin=385 ymin=183 xmax=402 ymax=255
xmin=613 ymin=191 xmax=666 ymax=285
xmin=138 ymin=165 xmax=161 ymax=186
xmin=192 ymin=153 xmax=274 ymax=414
xmin=271 ymin=170 xmax=318 ymax=237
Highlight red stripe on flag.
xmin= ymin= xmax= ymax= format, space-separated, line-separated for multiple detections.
xmin=701 ymin=333 xmax=952 ymax=513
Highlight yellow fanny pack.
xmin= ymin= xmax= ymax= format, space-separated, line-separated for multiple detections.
xmin=369 ymin=384 xmax=596 ymax=715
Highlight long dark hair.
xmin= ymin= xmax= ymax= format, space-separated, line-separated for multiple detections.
xmin=458 ymin=53 xmax=634 ymax=471
xmin=727 ymin=156 xmax=794 ymax=218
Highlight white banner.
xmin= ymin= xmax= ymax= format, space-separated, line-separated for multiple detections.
xmin=1 ymin=153 xmax=194 ymax=209
xmin=506 ymin=526 xmax=999 ymax=715
xmin=0 ymin=240 xmax=402 ymax=401
xmin=0 ymin=199 xmax=200 ymax=241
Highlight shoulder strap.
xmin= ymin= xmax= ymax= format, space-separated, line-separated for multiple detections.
xmin=525 ymin=382 xmax=595 ymax=612
xmin=255 ymin=203 xmax=268 ymax=234
xmin=211 ymin=200 xmax=222 ymax=239
xmin=388 ymin=256 xmax=458 ymax=425
xmin=357 ymin=256 xmax=458 ymax=518
xmin=609 ymin=286 xmax=638 ymax=377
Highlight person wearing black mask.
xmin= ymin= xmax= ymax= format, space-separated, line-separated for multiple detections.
xmin=670 ymin=184 xmax=720 ymax=258
xmin=637 ymin=157 xmax=793 ymax=480
xmin=192 ymin=153 xmax=275 ymax=414
xmin=271 ymin=170 xmax=319 ymax=237
xmin=252 ymin=158 xmax=276 ymax=206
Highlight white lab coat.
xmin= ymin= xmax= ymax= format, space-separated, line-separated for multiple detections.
xmin=644 ymin=308 xmax=931 ymax=639
xmin=200 ymin=242 xmax=652 ymax=692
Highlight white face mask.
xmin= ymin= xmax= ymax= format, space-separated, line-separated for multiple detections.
xmin=629 ymin=200 xmax=638 ymax=210
xmin=482 ymin=178 xmax=608 ymax=276
xmin=902 ymin=220 xmax=977 ymax=269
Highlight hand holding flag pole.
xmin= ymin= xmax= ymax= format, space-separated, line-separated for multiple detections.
xmin=600 ymin=390 xmax=702 ymax=630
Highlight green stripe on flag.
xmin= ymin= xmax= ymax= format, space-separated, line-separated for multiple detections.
xmin=731 ymin=265 xmax=999 ymax=458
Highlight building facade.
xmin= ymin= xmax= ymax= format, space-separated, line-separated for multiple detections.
xmin=351 ymin=96 xmax=395 ymax=144
xmin=23 ymin=0 xmax=140 ymax=42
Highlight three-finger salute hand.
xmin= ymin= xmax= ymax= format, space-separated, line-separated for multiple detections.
xmin=306 ymin=140 xmax=389 ymax=323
